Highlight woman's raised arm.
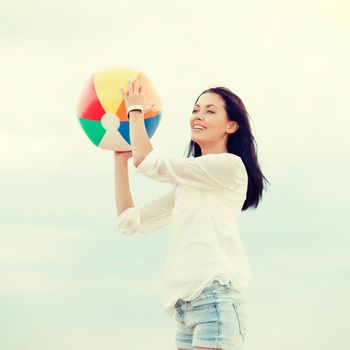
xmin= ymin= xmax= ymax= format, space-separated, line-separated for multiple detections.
xmin=114 ymin=150 xmax=176 ymax=234
xmin=114 ymin=151 xmax=134 ymax=216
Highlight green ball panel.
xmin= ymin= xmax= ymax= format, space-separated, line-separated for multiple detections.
xmin=77 ymin=116 xmax=106 ymax=146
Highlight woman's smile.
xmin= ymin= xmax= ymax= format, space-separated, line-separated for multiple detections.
xmin=192 ymin=127 xmax=207 ymax=132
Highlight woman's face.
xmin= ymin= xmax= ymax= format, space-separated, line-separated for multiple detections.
xmin=190 ymin=92 xmax=238 ymax=151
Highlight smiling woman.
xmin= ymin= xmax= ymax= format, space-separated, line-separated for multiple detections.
xmin=186 ymin=86 xmax=269 ymax=211
xmin=189 ymin=93 xmax=238 ymax=156
xmin=190 ymin=92 xmax=234 ymax=154
xmin=114 ymin=81 xmax=269 ymax=350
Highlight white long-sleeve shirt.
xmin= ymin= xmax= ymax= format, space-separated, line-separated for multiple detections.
xmin=116 ymin=149 xmax=252 ymax=317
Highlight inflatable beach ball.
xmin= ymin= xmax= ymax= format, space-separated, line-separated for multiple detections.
xmin=76 ymin=68 xmax=162 ymax=151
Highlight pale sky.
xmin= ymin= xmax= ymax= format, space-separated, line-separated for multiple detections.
xmin=1 ymin=0 xmax=349 ymax=349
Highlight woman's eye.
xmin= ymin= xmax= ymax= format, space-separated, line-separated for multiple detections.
xmin=192 ymin=109 xmax=214 ymax=114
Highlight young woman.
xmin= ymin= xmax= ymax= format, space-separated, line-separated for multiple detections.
xmin=114 ymin=79 xmax=269 ymax=350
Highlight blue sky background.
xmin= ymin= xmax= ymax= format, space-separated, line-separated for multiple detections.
xmin=1 ymin=0 xmax=349 ymax=349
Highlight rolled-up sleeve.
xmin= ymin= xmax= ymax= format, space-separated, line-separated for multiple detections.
xmin=116 ymin=186 xmax=176 ymax=234
xmin=136 ymin=149 xmax=246 ymax=190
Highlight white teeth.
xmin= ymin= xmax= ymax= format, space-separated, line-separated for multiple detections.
xmin=193 ymin=125 xmax=206 ymax=130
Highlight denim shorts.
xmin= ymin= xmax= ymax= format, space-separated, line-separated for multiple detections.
xmin=174 ymin=279 xmax=246 ymax=350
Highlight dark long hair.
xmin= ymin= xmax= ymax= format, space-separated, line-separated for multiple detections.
xmin=184 ymin=86 xmax=270 ymax=210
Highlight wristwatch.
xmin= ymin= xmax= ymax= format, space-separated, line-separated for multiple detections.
xmin=127 ymin=105 xmax=144 ymax=119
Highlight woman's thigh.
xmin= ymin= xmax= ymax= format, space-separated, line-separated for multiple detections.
xmin=174 ymin=280 xmax=247 ymax=350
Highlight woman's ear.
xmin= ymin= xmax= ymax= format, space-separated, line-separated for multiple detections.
xmin=227 ymin=121 xmax=239 ymax=133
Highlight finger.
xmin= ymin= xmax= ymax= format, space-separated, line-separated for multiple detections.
xmin=140 ymin=85 xmax=145 ymax=97
xmin=128 ymin=80 xmax=132 ymax=95
xmin=121 ymin=87 xmax=129 ymax=97
xmin=134 ymin=79 xmax=138 ymax=95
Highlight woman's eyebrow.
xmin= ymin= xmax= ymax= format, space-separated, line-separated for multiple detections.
xmin=194 ymin=104 xmax=218 ymax=108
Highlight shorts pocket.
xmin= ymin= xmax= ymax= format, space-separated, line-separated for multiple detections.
xmin=175 ymin=309 xmax=180 ymax=322
xmin=175 ymin=307 xmax=184 ymax=324
xmin=232 ymin=302 xmax=246 ymax=341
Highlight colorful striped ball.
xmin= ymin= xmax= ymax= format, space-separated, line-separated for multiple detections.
xmin=76 ymin=68 xmax=162 ymax=151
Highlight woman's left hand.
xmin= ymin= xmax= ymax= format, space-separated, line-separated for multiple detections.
xmin=119 ymin=79 xmax=154 ymax=115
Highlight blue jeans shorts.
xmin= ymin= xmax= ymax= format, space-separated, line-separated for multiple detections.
xmin=174 ymin=279 xmax=246 ymax=350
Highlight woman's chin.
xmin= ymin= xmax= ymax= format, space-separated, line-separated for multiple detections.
xmin=190 ymin=135 xmax=205 ymax=145
xmin=191 ymin=134 xmax=204 ymax=142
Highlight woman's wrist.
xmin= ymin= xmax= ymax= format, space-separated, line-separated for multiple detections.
xmin=114 ymin=152 xmax=131 ymax=162
xmin=128 ymin=109 xmax=143 ymax=118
